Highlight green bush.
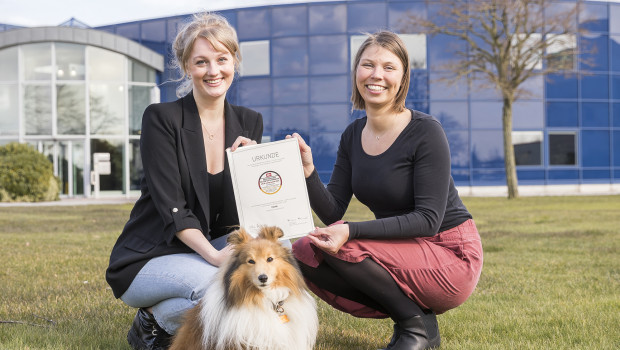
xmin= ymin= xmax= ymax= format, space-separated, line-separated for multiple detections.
xmin=0 ymin=142 xmax=60 ymax=202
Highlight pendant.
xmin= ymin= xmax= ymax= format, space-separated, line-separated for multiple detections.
xmin=208 ymin=134 xmax=214 ymax=140
xmin=376 ymin=136 xmax=380 ymax=140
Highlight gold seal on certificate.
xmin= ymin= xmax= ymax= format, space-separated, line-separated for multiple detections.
xmin=226 ymin=138 xmax=315 ymax=240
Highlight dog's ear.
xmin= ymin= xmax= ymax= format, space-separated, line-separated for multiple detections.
xmin=258 ymin=226 xmax=284 ymax=241
xmin=227 ymin=227 xmax=252 ymax=246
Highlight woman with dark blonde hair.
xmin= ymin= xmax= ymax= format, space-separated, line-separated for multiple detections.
xmin=106 ymin=12 xmax=265 ymax=349
xmin=289 ymin=31 xmax=483 ymax=350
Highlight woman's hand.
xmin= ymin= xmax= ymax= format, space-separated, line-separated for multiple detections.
xmin=306 ymin=223 xmax=350 ymax=254
xmin=176 ymin=228 xmax=233 ymax=267
xmin=286 ymin=133 xmax=315 ymax=178
xmin=230 ymin=136 xmax=257 ymax=151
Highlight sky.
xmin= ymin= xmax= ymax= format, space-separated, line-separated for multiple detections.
xmin=0 ymin=0 xmax=334 ymax=27
xmin=1 ymin=0 xmax=619 ymax=28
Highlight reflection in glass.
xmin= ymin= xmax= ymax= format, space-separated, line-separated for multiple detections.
xmin=0 ymin=84 xmax=18 ymax=135
xmin=445 ymin=130 xmax=469 ymax=168
xmin=546 ymin=34 xmax=576 ymax=70
xmin=240 ymin=41 xmax=270 ymax=76
xmin=310 ymin=35 xmax=347 ymax=75
xmin=582 ymin=131 xmax=610 ymax=167
xmin=309 ymin=4 xmax=346 ymax=34
xmin=273 ymin=105 xmax=309 ymax=141
xmin=57 ymin=84 xmax=86 ymax=134
xmin=581 ymin=102 xmax=610 ymax=127
xmin=348 ymin=3 xmax=387 ymax=33
xmin=239 ymin=78 xmax=272 ymax=106
xmin=471 ymin=130 xmax=504 ymax=168
xmin=549 ymin=133 xmax=576 ymax=165
xmin=272 ymin=37 xmax=308 ymax=76
xmin=237 ymin=9 xmax=270 ymax=40
xmin=581 ymin=74 xmax=609 ymax=99
xmin=430 ymin=72 xmax=468 ymax=100
xmin=91 ymin=138 xmax=124 ymax=192
xmin=428 ymin=34 xmax=466 ymax=71
xmin=546 ymin=102 xmax=578 ymax=127
xmin=273 ymin=78 xmax=308 ymax=105
xmin=430 ymin=101 xmax=469 ymax=129
xmin=0 ymin=47 xmax=18 ymax=81
xmin=513 ymin=101 xmax=543 ymax=129
xmin=512 ymin=131 xmax=542 ymax=166
xmin=129 ymin=86 xmax=152 ymax=135
xmin=72 ymin=141 xmax=85 ymax=195
xmin=545 ymin=73 xmax=577 ymax=99
xmin=400 ymin=34 xmax=427 ymax=69
xmin=129 ymin=60 xmax=156 ymax=83
xmin=580 ymin=34 xmax=608 ymax=71
xmin=129 ymin=139 xmax=143 ymax=191
xmin=312 ymin=133 xmax=340 ymax=172
xmin=310 ymin=76 xmax=347 ymax=103
xmin=310 ymin=104 xmax=349 ymax=132
xmin=56 ymin=43 xmax=85 ymax=81
xmin=579 ymin=2 xmax=608 ymax=32
xmin=471 ymin=102 xmax=502 ymax=129
xmin=611 ymin=5 xmax=620 ymax=34
xmin=24 ymin=85 xmax=52 ymax=135
xmin=22 ymin=43 xmax=52 ymax=80
xmin=272 ymin=6 xmax=307 ymax=37
xmin=90 ymin=83 xmax=125 ymax=135
xmin=88 ymin=46 xmax=125 ymax=81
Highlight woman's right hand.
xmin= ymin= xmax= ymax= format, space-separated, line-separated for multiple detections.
xmin=286 ymin=133 xmax=315 ymax=178
xmin=176 ymin=228 xmax=232 ymax=267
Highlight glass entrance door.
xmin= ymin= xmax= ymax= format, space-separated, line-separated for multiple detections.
xmin=36 ymin=140 xmax=86 ymax=197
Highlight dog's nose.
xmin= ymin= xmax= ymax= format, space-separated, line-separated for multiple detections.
xmin=258 ymin=274 xmax=268 ymax=283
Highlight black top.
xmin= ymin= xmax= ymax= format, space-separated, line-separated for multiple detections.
xmin=207 ymin=171 xmax=227 ymax=239
xmin=306 ymin=110 xmax=471 ymax=240
xmin=105 ymin=93 xmax=263 ymax=298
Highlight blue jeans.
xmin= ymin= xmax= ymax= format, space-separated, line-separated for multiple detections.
xmin=120 ymin=234 xmax=291 ymax=334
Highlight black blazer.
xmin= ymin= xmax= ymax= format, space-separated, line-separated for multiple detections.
xmin=106 ymin=93 xmax=263 ymax=298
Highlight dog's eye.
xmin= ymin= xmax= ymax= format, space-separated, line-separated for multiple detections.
xmin=248 ymin=259 xmax=255 ymax=264
xmin=267 ymin=257 xmax=273 ymax=262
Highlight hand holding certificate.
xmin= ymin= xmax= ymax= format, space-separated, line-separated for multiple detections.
xmin=226 ymin=138 xmax=315 ymax=240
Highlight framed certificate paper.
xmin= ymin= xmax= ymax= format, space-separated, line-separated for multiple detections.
xmin=226 ymin=138 xmax=314 ymax=240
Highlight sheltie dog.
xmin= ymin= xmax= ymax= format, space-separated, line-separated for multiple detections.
xmin=169 ymin=226 xmax=318 ymax=350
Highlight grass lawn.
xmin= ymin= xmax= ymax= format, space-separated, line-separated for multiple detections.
xmin=0 ymin=195 xmax=619 ymax=349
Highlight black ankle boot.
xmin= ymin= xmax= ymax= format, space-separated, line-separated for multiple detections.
xmin=391 ymin=311 xmax=440 ymax=350
xmin=127 ymin=308 xmax=172 ymax=350
xmin=379 ymin=323 xmax=403 ymax=350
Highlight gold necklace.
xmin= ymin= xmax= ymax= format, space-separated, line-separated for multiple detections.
xmin=200 ymin=121 xmax=220 ymax=141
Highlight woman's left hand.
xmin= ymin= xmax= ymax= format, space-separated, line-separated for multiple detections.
xmin=230 ymin=136 xmax=257 ymax=151
xmin=306 ymin=223 xmax=350 ymax=254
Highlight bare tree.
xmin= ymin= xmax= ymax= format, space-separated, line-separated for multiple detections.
xmin=401 ymin=0 xmax=586 ymax=198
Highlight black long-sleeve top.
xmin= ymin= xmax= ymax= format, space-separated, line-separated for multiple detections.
xmin=306 ymin=110 xmax=471 ymax=240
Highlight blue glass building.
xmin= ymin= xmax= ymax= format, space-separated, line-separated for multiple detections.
xmin=1 ymin=0 xmax=619 ymax=197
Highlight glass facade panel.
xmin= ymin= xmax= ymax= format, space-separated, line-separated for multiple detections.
xmin=310 ymin=76 xmax=347 ymax=103
xmin=237 ymin=9 xmax=271 ymax=40
xmin=513 ymin=131 xmax=543 ymax=166
xmin=614 ymin=75 xmax=620 ymax=99
xmin=581 ymin=74 xmax=609 ymax=99
xmin=546 ymin=73 xmax=578 ymax=98
xmin=583 ymin=169 xmax=610 ymax=180
xmin=581 ymin=102 xmax=610 ymax=127
xmin=428 ymin=34 xmax=466 ymax=71
xmin=548 ymin=169 xmax=578 ymax=181
xmin=240 ymin=40 xmax=270 ymax=77
xmin=273 ymin=77 xmax=308 ymax=105
xmin=116 ymin=23 xmax=140 ymax=41
xmin=129 ymin=86 xmax=152 ymax=135
xmin=408 ymin=71 xmax=429 ymax=101
xmin=615 ymin=131 xmax=620 ymax=166
xmin=89 ymin=83 xmax=125 ymax=135
xmin=72 ymin=141 xmax=85 ymax=195
xmin=309 ymin=35 xmax=348 ymax=75
xmin=141 ymin=20 xmax=167 ymax=43
xmin=273 ymin=105 xmax=309 ymax=141
xmin=0 ymin=84 xmax=18 ymax=135
xmin=582 ymin=130 xmax=609 ymax=167
xmin=549 ymin=133 xmax=576 ymax=166
xmin=56 ymin=43 xmax=85 ymax=81
xmin=471 ymin=130 xmax=504 ymax=168
xmin=0 ymin=46 xmax=17 ymax=81
xmin=239 ymin=78 xmax=272 ymax=106
xmin=348 ymin=3 xmax=387 ymax=33
xmin=312 ymin=132 xmax=340 ymax=172
xmin=309 ymin=4 xmax=346 ymax=35
xmin=611 ymin=35 xmax=620 ymax=72
xmin=401 ymin=34 xmax=427 ymax=69
xmin=445 ymin=130 xmax=469 ymax=168
xmin=24 ymin=84 xmax=52 ymax=135
xmin=471 ymin=102 xmax=502 ymax=129
xmin=513 ymin=101 xmax=544 ymax=129
xmin=129 ymin=139 xmax=142 ymax=191
xmin=580 ymin=34 xmax=608 ymax=71
xmin=57 ymin=84 xmax=86 ymax=134
xmin=129 ymin=60 xmax=155 ymax=83
xmin=88 ymin=46 xmax=125 ymax=81
xmin=91 ymin=138 xmax=124 ymax=192
xmin=272 ymin=6 xmax=307 ymax=37
xmin=388 ymin=2 xmax=426 ymax=33
xmin=430 ymin=102 xmax=469 ymax=129
xmin=310 ymin=104 xmax=350 ymax=132
xmin=579 ymin=2 xmax=608 ymax=32
xmin=430 ymin=73 xmax=468 ymax=100
xmin=272 ymin=37 xmax=308 ymax=76
xmin=547 ymin=102 xmax=579 ymax=127
xmin=614 ymin=103 xmax=620 ymax=127
xmin=611 ymin=4 xmax=620 ymax=34
xmin=546 ymin=34 xmax=577 ymax=70
xmin=22 ymin=43 xmax=52 ymax=80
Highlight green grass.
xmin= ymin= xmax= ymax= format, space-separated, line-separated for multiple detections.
xmin=1 ymin=196 xmax=619 ymax=349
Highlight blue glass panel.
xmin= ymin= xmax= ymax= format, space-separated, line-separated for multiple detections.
xmin=471 ymin=102 xmax=502 ymax=129
xmin=614 ymin=75 xmax=620 ymax=99
xmin=238 ymin=78 xmax=271 ymax=106
xmin=582 ymin=130 xmax=610 ymax=167
xmin=408 ymin=71 xmax=429 ymax=100
xmin=548 ymin=169 xmax=578 ymax=181
xmin=579 ymin=2 xmax=608 ymax=32
xmin=273 ymin=105 xmax=309 ymax=141
xmin=451 ymin=169 xmax=470 ymax=185
xmin=581 ymin=74 xmax=609 ymax=99
xmin=614 ymin=103 xmax=620 ymax=127
xmin=219 ymin=11 xmax=237 ymax=29
xmin=615 ymin=131 xmax=620 ymax=166
xmin=546 ymin=2 xmax=577 ymax=33
xmin=141 ymin=20 xmax=166 ymax=43
xmin=318 ymin=171 xmax=332 ymax=184
xmin=547 ymin=102 xmax=579 ymax=127
xmin=430 ymin=102 xmax=468 ymax=129
xmin=546 ymin=73 xmax=578 ymax=99
xmin=388 ymin=2 xmax=426 ymax=33
xmin=581 ymin=102 xmax=610 ymax=127
xmin=272 ymin=37 xmax=308 ymax=76
xmin=272 ymin=6 xmax=308 ymax=37
xmin=312 ymin=132 xmax=340 ymax=172
xmin=580 ymin=34 xmax=609 ymax=71
xmin=348 ymin=3 xmax=387 ymax=33
xmin=513 ymin=101 xmax=544 ymax=129
xmin=472 ymin=170 xmax=505 ymax=185
xmin=520 ymin=76 xmax=544 ymax=99
xmin=237 ymin=9 xmax=271 ymax=40
xmin=445 ymin=130 xmax=469 ymax=168
xmin=611 ymin=36 xmax=620 ymax=72
xmin=116 ymin=23 xmax=140 ymax=41
xmin=407 ymin=101 xmax=429 ymax=114
xmin=611 ymin=4 xmax=620 ymax=34
xmin=428 ymin=34 xmax=466 ymax=71
xmin=309 ymin=35 xmax=348 ymax=75
xmin=248 ymin=106 xmax=272 ymax=139
xmin=517 ymin=170 xmax=545 ymax=182
xmin=311 ymin=104 xmax=350 ymax=132
xmin=309 ymin=4 xmax=347 ymax=34
xmin=273 ymin=77 xmax=308 ymax=105
xmin=471 ymin=130 xmax=504 ymax=168
xmin=166 ymin=16 xmax=192 ymax=42
xmin=583 ymin=170 xmax=610 ymax=181
xmin=471 ymin=73 xmax=502 ymax=100
xmin=310 ymin=76 xmax=348 ymax=103
xmin=430 ymin=73 xmax=468 ymax=100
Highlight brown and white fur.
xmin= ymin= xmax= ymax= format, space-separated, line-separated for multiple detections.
xmin=170 ymin=226 xmax=318 ymax=350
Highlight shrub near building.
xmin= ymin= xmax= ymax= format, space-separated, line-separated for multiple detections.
xmin=0 ymin=143 xmax=59 ymax=202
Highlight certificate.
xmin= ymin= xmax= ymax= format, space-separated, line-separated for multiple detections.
xmin=226 ymin=138 xmax=314 ymax=240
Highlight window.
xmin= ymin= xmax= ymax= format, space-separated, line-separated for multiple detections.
xmin=546 ymin=34 xmax=576 ymax=70
xmin=240 ymin=41 xmax=270 ymax=77
xmin=549 ymin=133 xmax=576 ymax=166
xmin=56 ymin=43 xmax=85 ymax=81
xmin=513 ymin=131 xmax=542 ymax=166
xmin=0 ymin=46 xmax=17 ymax=81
